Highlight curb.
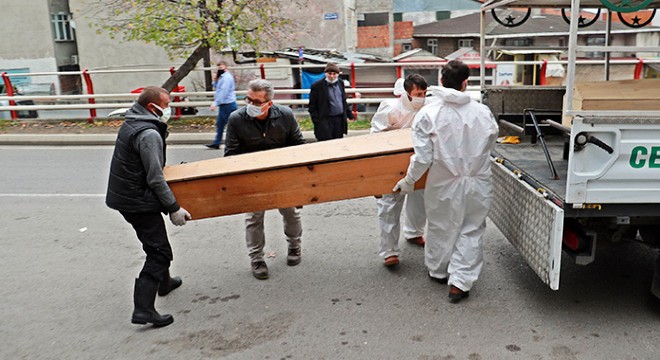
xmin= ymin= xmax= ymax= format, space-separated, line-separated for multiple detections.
xmin=0 ymin=130 xmax=372 ymax=146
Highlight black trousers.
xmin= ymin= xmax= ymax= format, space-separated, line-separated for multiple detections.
xmin=120 ymin=211 xmax=172 ymax=283
xmin=314 ymin=115 xmax=345 ymax=141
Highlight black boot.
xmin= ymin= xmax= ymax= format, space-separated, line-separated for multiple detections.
xmin=158 ymin=271 xmax=182 ymax=297
xmin=131 ymin=276 xmax=174 ymax=327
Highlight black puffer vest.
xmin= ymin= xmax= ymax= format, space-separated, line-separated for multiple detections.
xmin=106 ymin=113 xmax=168 ymax=213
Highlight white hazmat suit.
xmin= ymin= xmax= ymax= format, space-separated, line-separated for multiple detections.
xmin=403 ymin=86 xmax=498 ymax=291
xmin=371 ymin=82 xmax=427 ymax=260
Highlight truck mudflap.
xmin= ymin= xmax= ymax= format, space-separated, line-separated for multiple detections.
xmin=489 ymin=157 xmax=563 ymax=290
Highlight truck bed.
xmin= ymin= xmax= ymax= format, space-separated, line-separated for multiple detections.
xmin=493 ymin=138 xmax=568 ymax=200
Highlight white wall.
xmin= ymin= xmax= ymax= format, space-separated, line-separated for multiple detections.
xmin=69 ymin=0 xmax=200 ymax=94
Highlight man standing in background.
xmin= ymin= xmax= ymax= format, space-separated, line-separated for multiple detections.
xmin=308 ymin=63 xmax=354 ymax=141
xmin=206 ymin=61 xmax=237 ymax=149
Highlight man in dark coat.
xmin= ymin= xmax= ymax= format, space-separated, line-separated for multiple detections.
xmin=308 ymin=63 xmax=355 ymax=141
xmin=106 ymin=86 xmax=191 ymax=327
xmin=225 ymin=79 xmax=305 ymax=280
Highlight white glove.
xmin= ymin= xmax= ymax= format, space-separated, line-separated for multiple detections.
xmin=169 ymin=207 xmax=192 ymax=226
xmin=392 ymin=176 xmax=415 ymax=195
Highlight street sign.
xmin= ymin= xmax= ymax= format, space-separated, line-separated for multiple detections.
xmin=324 ymin=13 xmax=339 ymax=20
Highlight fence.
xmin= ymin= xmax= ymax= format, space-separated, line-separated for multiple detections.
xmin=1 ymin=59 xmax=657 ymax=122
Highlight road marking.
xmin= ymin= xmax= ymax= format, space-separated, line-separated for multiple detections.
xmin=0 ymin=194 xmax=105 ymax=197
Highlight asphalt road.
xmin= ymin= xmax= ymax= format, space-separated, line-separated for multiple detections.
xmin=1 ymin=145 xmax=659 ymax=360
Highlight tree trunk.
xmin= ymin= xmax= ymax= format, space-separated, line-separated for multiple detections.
xmin=161 ymin=44 xmax=209 ymax=92
xmin=203 ymin=48 xmax=212 ymax=91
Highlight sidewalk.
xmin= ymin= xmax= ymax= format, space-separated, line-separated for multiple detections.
xmin=0 ymin=130 xmax=371 ymax=145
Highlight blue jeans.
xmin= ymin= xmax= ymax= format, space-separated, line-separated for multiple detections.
xmin=213 ymin=102 xmax=238 ymax=145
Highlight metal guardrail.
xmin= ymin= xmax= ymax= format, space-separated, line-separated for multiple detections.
xmin=2 ymin=57 xmax=657 ymax=121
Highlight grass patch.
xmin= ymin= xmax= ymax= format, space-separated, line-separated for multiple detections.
xmin=0 ymin=115 xmax=372 ymax=132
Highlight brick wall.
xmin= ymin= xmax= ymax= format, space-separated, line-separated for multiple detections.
xmin=393 ymin=21 xmax=413 ymax=40
xmin=393 ymin=43 xmax=402 ymax=56
xmin=358 ymin=25 xmax=390 ymax=48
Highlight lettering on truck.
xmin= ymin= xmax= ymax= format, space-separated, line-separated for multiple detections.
xmin=630 ymin=146 xmax=660 ymax=168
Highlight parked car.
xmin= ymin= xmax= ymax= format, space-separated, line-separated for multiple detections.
xmin=0 ymin=84 xmax=38 ymax=119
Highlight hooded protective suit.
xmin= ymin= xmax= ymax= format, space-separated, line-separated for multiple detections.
xmin=405 ymin=86 xmax=498 ymax=291
xmin=371 ymin=84 xmax=427 ymax=260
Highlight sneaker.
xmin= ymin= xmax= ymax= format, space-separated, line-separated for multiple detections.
xmin=383 ymin=255 xmax=400 ymax=267
xmin=287 ymin=247 xmax=301 ymax=266
xmin=251 ymin=261 xmax=269 ymax=280
xmin=205 ymin=144 xmax=220 ymax=149
xmin=406 ymin=236 xmax=425 ymax=247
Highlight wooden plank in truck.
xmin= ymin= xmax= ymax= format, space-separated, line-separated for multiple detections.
xmin=563 ymin=78 xmax=660 ymax=126
xmin=163 ymin=128 xmax=426 ymax=220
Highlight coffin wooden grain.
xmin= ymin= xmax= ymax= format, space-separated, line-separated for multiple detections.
xmin=563 ymin=78 xmax=660 ymax=126
xmin=163 ymin=128 xmax=426 ymax=220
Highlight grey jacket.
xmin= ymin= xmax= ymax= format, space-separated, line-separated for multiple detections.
xmin=106 ymin=103 xmax=179 ymax=214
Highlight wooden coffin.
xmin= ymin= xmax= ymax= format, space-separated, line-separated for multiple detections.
xmin=163 ymin=128 xmax=426 ymax=220
xmin=563 ymin=78 xmax=660 ymax=126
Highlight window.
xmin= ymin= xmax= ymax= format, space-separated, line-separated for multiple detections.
xmin=393 ymin=13 xmax=403 ymax=22
xmin=586 ymin=36 xmax=605 ymax=58
xmin=402 ymin=43 xmax=413 ymax=52
xmin=427 ymin=39 xmax=438 ymax=55
xmin=458 ymin=39 xmax=473 ymax=49
xmin=504 ymin=38 xmax=532 ymax=47
xmin=436 ymin=11 xmax=450 ymax=20
xmin=357 ymin=12 xmax=389 ymax=27
xmin=51 ymin=13 xmax=75 ymax=41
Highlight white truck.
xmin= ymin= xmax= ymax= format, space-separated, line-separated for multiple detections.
xmin=479 ymin=0 xmax=660 ymax=299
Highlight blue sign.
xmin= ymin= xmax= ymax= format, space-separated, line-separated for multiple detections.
xmin=1 ymin=68 xmax=30 ymax=85
xmin=324 ymin=13 xmax=339 ymax=20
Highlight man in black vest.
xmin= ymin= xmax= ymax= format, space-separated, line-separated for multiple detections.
xmin=106 ymin=86 xmax=191 ymax=327
xmin=308 ymin=63 xmax=354 ymax=141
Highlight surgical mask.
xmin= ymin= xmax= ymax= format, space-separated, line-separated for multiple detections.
xmin=326 ymin=77 xmax=338 ymax=84
xmin=410 ymin=96 xmax=425 ymax=110
xmin=151 ymin=103 xmax=172 ymax=123
xmin=246 ymin=104 xmax=264 ymax=118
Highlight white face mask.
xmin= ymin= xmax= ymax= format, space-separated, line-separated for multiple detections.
xmin=326 ymin=77 xmax=338 ymax=84
xmin=246 ymin=104 xmax=265 ymax=118
xmin=151 ymin=103 xmax=172 ymax=123
xmin=410 ymin=96 xmax=425 ymax=110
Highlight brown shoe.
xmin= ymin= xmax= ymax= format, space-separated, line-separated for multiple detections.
xmin=251 ymin=261 xmax=269 ymax=280
xmin=287 ymin=247 xmax=301 ymax=266
xmin=448 ymin=285 xmax=469 ymax=303
xmin=406 ymin=236 xmax=425 ymax=247
xmin=383 ymin=255 xmax=400 ymax=267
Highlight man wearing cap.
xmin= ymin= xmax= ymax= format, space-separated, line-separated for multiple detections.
xmin=308 ymin=63 xmax=355 ymax=141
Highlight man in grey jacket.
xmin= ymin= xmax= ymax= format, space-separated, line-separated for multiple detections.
xmin=225 ymin=79 xmax=305 ymax=280
xmin=106 ymin=86 xmax=191 ymax=327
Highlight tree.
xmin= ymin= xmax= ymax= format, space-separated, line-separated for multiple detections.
xmin=86 ymin=0 xmax=304 ymax=91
